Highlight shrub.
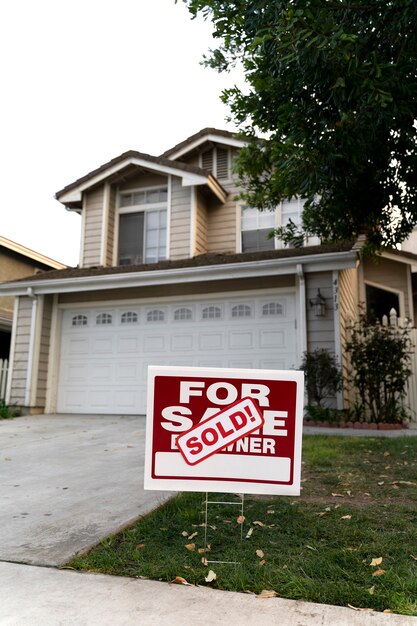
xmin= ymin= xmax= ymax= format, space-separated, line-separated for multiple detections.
xmin=345 ymin=315 xmax=412 ymax=424
xmin=300 ymin=349 xmax=342 ymax=408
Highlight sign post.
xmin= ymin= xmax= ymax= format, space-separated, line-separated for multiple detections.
xmin=144 ymin=365 xmax=304 ymax=496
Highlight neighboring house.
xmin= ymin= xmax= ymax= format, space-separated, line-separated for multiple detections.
xmin=0 ymin=237 xmax=66 ymax=359
xmin=1 ymin=128 xmax=416 ymax=419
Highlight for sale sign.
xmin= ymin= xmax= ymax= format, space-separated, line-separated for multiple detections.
xmin=144 ymin=366 xmax=304 ymax=496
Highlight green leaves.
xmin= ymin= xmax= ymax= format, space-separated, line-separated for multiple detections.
xmin=183 ymin=0 xmax=417 ymax=250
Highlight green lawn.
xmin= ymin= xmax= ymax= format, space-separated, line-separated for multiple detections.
xmin=68 ymin=435 xmax=417 ymax=615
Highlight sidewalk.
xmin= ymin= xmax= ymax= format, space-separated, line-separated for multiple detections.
xmin=1 ymin=561 xmax=416 ymax=626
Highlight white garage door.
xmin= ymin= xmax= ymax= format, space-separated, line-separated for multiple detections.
xmin=57 ymin=292 xmax=298 ymax=414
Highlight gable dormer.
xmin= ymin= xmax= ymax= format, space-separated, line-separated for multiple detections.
xmin=55 ymin=150 xmax=226 ymax=269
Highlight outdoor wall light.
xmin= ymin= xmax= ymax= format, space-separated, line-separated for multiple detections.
xmin=310 ymin=288 xmax=326 ymax=317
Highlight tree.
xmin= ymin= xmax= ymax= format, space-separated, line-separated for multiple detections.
xmin=182 ymin=1 xmax=417 ymax=252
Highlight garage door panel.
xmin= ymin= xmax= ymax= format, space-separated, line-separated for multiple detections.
xmin=228 ymin=331 xmax=255 ymax=349
xmin=91 ymin=337 xmax=114 ymax=354
xmin=199 ymin=332 xmax=223 ymax=350
xmin=117 ymin=336 xmax=140 ymax=353
xmin=170 ymin=334 xmax=194 ymax=351
xmin=57 ymin=293 xmax=298 ymax=415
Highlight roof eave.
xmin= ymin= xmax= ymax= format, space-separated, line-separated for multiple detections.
xmin=0 ymin=250 xmax=357 ymax=297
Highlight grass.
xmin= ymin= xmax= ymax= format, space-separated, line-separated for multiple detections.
xmin=68 ymin=435 xmax=417 ymax=615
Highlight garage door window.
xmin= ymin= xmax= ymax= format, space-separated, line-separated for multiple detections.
xmin=262 ymin=302 xmax=283 ymax=316
xmin=231 ymin=304 xmax=252 ymax=318
xmin=174 ymin=307 xmax=193 ymax=321
xmin=72 ymin=314 xmax=88 ymax=327
xmin=202 ymin=306 xmax=222 ymax=320
xmin=96 ymin=313 xmax=112 ymax=325
xmin=121 ymin=312 xmax=138 ymax=324
xmin=147 ymin=309 xmax=165 ymax=322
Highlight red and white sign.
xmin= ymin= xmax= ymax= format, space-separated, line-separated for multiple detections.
xmin=144 ymin=366 xmax=304 ymax=496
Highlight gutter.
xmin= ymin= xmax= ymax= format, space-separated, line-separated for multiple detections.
xmin=0 ymin=250 xmax=358 ymax=297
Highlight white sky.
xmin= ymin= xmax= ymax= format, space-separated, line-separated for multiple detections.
xmin=0 ymin=0 xmax=242 ymax=266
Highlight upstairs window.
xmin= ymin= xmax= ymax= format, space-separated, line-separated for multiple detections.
xmin=118 ymin=187 xmax=167 ymax=265
xmin=241 ymin=206 xmax=276 ymax=252
xmin=200 ymin=147 xmax=230 ymax=180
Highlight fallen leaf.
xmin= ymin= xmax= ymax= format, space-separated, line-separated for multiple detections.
xmin=198 ymin=545 xmax=211 ymax=554
xmin=370 ymin=557 xmax=383 ymax=567
xmin=246 ymin=528 xmax=254 ymax=539
xmin=259 ymin=559 xmax=266 ymax=566
xmin=237 ymin=515 xmax=245 ymax=525
xmin=306 ymin=545 xmax=317 ymax=551
xmin=256 ymin=549 xmax=264 ymax=559
xmin=372 ymin=569 xmax=386 ymax=577
xmin=383 ymin=451 xmax=390 ymax=457
xmin=347 ymin=604 xmax=373 ymax=612
xmin=411 ymin=555 xmax=417 ymax=561
xmin=136 ymin=543 xmax=145 ymax=549
xmin=181 ymin=531 xmax=188 ymax=537
xmin=331 ymin=493 xmax=344 ymax=497
xmin=253 ymin=521 xmax=265 ymax=527
xmin=257 ymin=590 xmax=277 ymax=599
xmin=368 ymin=586 xmax=375 ymax=595
xmin=188 ymin=532 xmax=198 ymax=541
xmin=266 ymin=510 xmax=275 ymax=514
xmin=346 ymin=490 xmax=352 ymax=497
xmin=205 ymin=570 xmax=217 ymax=583
xmin=378 ymin=482 xmax=384 ymax=486
xmin=201 ymin=556 xmax=208 ymax=566
xmin=383 ymin=610 xmax=394 ymax=614
xmin=185 ymin=543 xmax=195 ymax=552
xmin=393 ymin=480 xmax=417 ymax=486
xmin=341 ymin=515 xmax=352 ymax=520
xmin=171 ymin=576 xmax=191 ymax=586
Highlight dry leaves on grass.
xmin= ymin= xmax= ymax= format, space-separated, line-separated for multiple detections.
xmin=246 ymin=528 xmax=254 ymax=539
xmin=136 ymin=543 xmax=145 ymax=549
xmin=253 ymin=521 xmax=265 ymax=527
xmin=237 ymin=515 xmax=245 ymax=525
xmin=370 ymin=557 xmax=383 ymax=567
xmin=171 ymin=576 xmax=192 ymax=586
xmin=341 ymin=515 xmax=352 ymax=520
xmin=205 ymin=570 xmax=217 ymax=583
xmin=185 ymin=543 xmax=195 ymax=552
xmin=372 ymin=569 xmax=386 ymax=577
xmin=256 ymin=549 xmax=264 ymax=559
xmin=257 ymin=590 xmax=277 ymax=599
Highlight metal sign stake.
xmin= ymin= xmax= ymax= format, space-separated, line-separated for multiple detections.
xmin=203 ymin=492 xmax=245 ymax=565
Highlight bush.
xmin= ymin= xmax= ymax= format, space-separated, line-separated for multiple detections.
xmin=0 ymin=399 xmax=20 ymax=419
xmin=345 ymin=315 xmax=412 ymax=424
xmin=300 ymin=348 xmax=342 ymax=408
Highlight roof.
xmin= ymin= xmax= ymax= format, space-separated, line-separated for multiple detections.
xmin=0 ymin=243 xmax=358 ymax=296
xmin=55 ymin=150 xmax=227 ymax=210
xmin=0 ymin=236 xmax=66 ymax=270
xmin=161 ymin=127 xmax=249 ymax=160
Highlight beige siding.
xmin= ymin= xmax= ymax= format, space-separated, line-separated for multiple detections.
xmin=206 ymin=180 xmax=237 ymax=254
xmin=58 ymin=275 xmax=296 ymax=305
xmin=170 ymin=177 xmax=192 ymax=259
xmin=195 ymin=190 xmax=208 ymax=255
xmin=82 ymin=187 xmax=104 ymax=268
xmin=105 ymin=186 xmax=117 ymax=266
xmin=9 ymin=296 xmax=32 ymax=405
xmin=35 ymin=295 xmax=53 ymax=406
xmin=338 ymin=268 xmax=358 ymax=409
xmin=363 ymin=257 xmax=411 ymax=318
xmin=119 ymin=172 xmax=167 ymax=190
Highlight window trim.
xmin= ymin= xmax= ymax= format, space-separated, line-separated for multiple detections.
xmin=114 ymin=183 xmax=170 ymax=266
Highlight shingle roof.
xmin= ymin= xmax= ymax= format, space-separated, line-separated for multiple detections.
xmin=4 ymin=243 xmax=356 ymax=285
xmin=55 ymin=150 xmax=213 ymax=200
xmin=161 ymin=127 xmax=247 ymax=158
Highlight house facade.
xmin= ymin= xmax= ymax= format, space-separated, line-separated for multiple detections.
xmin=0 ymin=236 xmax=65 ymax=360
xmin=1 ymin=128 xmax=416 ymax=417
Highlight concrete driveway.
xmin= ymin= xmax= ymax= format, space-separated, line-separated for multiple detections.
xmin=0 ymin=414 xmax=172 ymax=566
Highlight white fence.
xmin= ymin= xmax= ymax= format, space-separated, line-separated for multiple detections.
xmin=0 ymin=359 xmax=8 ymax=400
xmin=383 ymin=310 xmax=417 ymax=424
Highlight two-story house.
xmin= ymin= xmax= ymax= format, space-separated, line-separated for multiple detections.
xmin=1 ymin=128 xmax=416 ymax=417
